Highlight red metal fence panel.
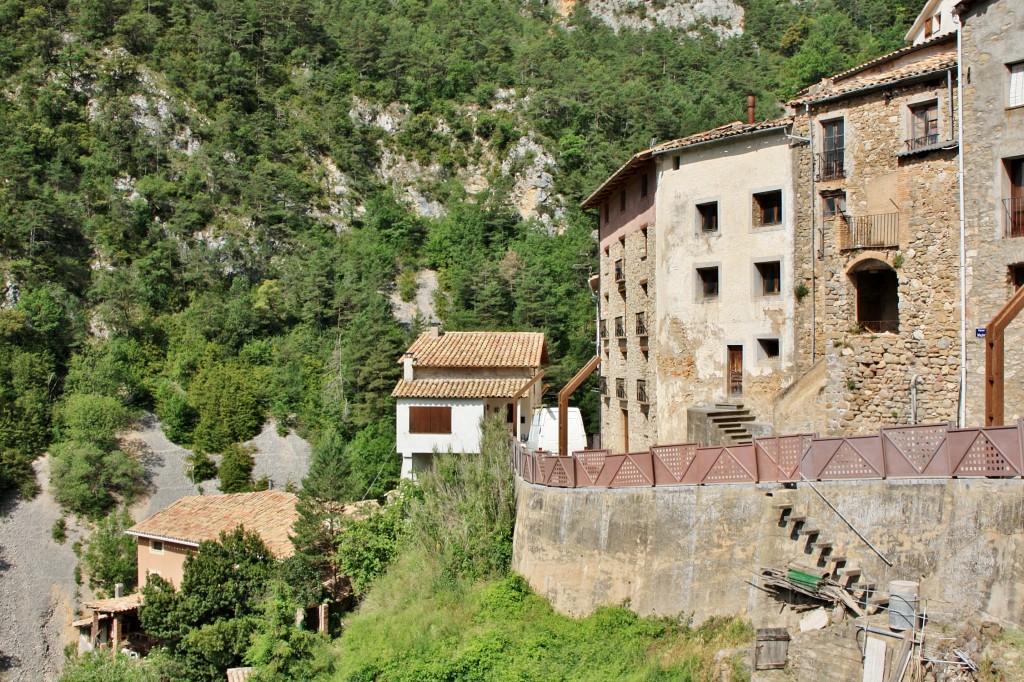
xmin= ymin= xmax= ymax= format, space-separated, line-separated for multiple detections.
xmin=880 ymin=423 xmax=954 ymax=477
xmin=511 ymin=421 xmax=1024 ymax=489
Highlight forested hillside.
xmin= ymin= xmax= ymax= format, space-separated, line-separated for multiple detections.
xmin=0 ymin=0 xmax=915 ymax=504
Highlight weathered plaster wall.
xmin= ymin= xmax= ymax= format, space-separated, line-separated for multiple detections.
xmin=793 ymin=65 xmax=962 ymax=435
xmin=513 ymin=478 xmax=1024 ymax=626
xmin=654 ymin=132 xmax=798 ymax=442
xmin=961 ymin=0 xmax=1024 ymax=424
xmin=397 ymin=399 xmax=485 ymax=477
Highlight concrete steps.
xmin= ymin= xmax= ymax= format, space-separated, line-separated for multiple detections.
xmin=775 ymin=503 xmax=872 ymax=600
xmin=708 ymin=403 xmax=755 ymax=445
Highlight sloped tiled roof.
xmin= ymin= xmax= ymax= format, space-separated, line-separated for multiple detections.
xmin=402 ymin=331 xmax=546 ymax=368
xmin=82 ymin=593 xmax=143 ymax=613
xmin=789 ymin=37 xmax=956 ymax=105
xmin=392 ymin=377 xmax=533 ymax=399
xmin=126 ymin=490 xmax=299 ymax=559
xmin=580 ymin=118 xmax=792 ymax=209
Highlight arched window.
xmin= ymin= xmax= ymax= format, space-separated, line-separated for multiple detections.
xmin=849 ymin=259 xmax=899 ymax=333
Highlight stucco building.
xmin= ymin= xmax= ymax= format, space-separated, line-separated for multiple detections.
xmin=126 ymin=490 xmax=299 ymax=589
xmin=393 ymin=329 xmax=546 ymax=477
xmin=957 ymin=0 xmax=1024 ymax=424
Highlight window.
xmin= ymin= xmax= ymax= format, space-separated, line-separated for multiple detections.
xmin=1010 ymin=62 xmax=1024 ymax=108
xmin=615 ymin=378 xmax=626 ymax=400
xmin=1011 ymin=263 xmax=1024 ymax=290
xmin=697 ymin=202 xmax=719 ymax=233
xmin=641 ymin=174 xmax=649 ymax=198
xmin=850 ymin=259 xmax=899 ymax=333
xmin=150 ymin=540 xmax=164 ymax=555
xmin=409 ymin=406 xmax=452 ymax=434
xmin=614 ymin=258 xmax=625 ymax=282
xmin=909 ymin=101 xmax=939 ymax=149
xmin=822 ymin=191 xmax=846 ymax=219
xmin=1007 ymin=158 xmax=1024 ymax=238
xmin=758 ymin=338 xmax=780 ymax=360
xmin=635 ymin=311 xmax=648 ymax=335
xmin=756 ymin=261 xmax=781 ymax=295
xmin=697 ymin=266 xmax=719 ymax=298
xmin=673 ymin=155 xmax=681 ymax=171
xmin=639 ymin=227 xmax=648 ymax=259
xmin=619 ymin=190 xmax=627 ymax=213
xmin=614 ymin=316 xmax=625 ymax=338
xmin=753 ymin=190 xmax=783 ymax=226
xmin=636 ymin=379 xmax=649 ymax=404
xmin=819 ymin=119 xmax=845 ymax=180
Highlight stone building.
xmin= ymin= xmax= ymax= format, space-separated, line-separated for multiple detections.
xmin=788 ymin=36 xmax=962 ymax=434
xmin=581 ymin=153 xmax=657 ymax=453
xmin=957 ymin=0 xmax=1024 ymax=424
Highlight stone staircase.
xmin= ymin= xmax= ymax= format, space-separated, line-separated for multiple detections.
xmin=707 ymin=403 xmax=756 ymax=445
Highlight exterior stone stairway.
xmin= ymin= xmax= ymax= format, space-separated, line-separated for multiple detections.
xmin=772 ymin=502 xmax=877 ymax=606
xmin=708 ymin=403 xmax=756 ymax=445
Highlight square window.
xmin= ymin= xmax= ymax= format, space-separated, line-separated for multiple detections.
xmin=909 ymin=101 xmax=939 ymax=149
xmin=619 ymin=190 xmax=627 ymax=213
xmin=1010 ymin=62 xmax=1024 ymax=108
xmin=756 ymin=261 xmax=781 ymax=295
xmin=697 ymin=202 xmax=719 ymax=233
xmin=822 ymin=192 xmax=846 ymax=219
xmin=641 ymin=174 xmax=649 ymax=198
xmin=753 ymin=190 xmax=783 ymax=226
xmin=150 ymin=540 xmax=164 ymax=554
xmin=697 ymin=266 xmax=719 ymax=298
xmin=758 ymin=338 xmax=780 ymax=360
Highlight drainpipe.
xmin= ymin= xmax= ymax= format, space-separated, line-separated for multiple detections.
xmin=955 ymin=13 xmax=967 ymax=428
xmin=807 ymin=103 xmax=817 ymax=364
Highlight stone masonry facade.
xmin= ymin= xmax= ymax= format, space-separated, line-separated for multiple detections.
xmin=960 ymin=0 xmax=1024 ymax=424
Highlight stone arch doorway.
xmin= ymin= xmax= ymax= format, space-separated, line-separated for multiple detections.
xmin=848 ymin=258 xmax=899 ymax=333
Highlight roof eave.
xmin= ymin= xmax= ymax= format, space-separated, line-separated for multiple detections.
xmin=795 ymin=65 xmax=957 ymax=107
xmin=124 ymin=530 xmax=201 ymax=548
xmin=651 ymin=123 xmax=791 ymax=157
xmin=580 ymin=150 xmax=653 ymax=210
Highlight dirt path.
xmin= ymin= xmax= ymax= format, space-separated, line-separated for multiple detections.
xmin=0 ymin=417 xmax=311 ymax=681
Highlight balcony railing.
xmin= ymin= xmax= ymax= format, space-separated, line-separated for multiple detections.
xmin=599 ymin=319 xmax=607 ymax=339
xmin=614 ymin=259 xmax=625 ymax=282
xmin=635 ymin=312 xmax=647 ymax=336
xmin=1004 ymin=197 xmax=1024 ymax=238
xmin=860 ymin=319 xmax=899 ymax=334
xmin=816 ymin=151 xmax=845 ymax=181
xmin=599 ymin=376 xmax=607 ymax=395
xmin=614 ymin=316 xmax=625 ymax=338
xmin=905 ymin=134 xmax=939 ymax=152
xmin=636 ymin=379 xmax=649 ymax=404
xmin=615 ymin=378 xmax=626 ymax=400
xmin=841 ymin=212 xmax=899 ymax=250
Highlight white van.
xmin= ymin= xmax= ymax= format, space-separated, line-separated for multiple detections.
xmin=526 ymin=406 xmax=587 ymax=455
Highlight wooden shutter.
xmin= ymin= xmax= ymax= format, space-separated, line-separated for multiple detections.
xmin=1011 ymin=63 xmax=1024 ymax=108
xmin=409 ymin=406 xmax=452 ymax=434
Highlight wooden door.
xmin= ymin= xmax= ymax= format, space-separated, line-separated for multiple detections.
xmin=728 ymin=346 xmax=743 ymax=396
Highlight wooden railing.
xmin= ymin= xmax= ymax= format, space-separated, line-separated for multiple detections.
xmin=512 ymin=421 xmax=1024 ymax=488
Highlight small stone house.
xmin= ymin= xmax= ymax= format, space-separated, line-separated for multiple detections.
xmin=126 ymin=490 xmax=299 ymax=589
xmin=393 ymin=329 xmax=546 ymax=478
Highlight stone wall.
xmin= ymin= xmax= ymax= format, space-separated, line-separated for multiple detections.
xmin=792 ymin=65 xmax=962 ymax=434
xmin=599 ymin=216 xmax=657 ymax=453
xmin=960 ymin=0 xmax=1024 ymax=424
xmin=513 ymin=477 xmax=1024 ymax=626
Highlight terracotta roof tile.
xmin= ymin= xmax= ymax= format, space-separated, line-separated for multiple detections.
xmin=126 ymin=491 xmax=299 ymax=559
xmin=392 ymin=377 xmax=532 ymax=399
xmin=402 ymin=331 xmax=546 ymax=368
xmin=82 ymin=593 xmax=143 ymax=613
xmin=580 ymin=118 xmax=792 ymax=209
xmin=789 ymin=39 xmax=956 ymax=105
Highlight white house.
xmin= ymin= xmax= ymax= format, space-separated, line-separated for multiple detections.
xmin=393 ymin=329 xmax=547 ymax=478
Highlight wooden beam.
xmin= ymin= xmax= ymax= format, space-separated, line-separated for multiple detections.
xmin=558 ymin=356 xmax=601 ymax=457
xmin=986 ymin=283 xmax=1024 ymax=425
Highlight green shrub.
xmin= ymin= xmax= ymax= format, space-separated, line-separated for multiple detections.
xmin=57 ymin=393 xmax=134 ymax=451
xmin=80 ymin=509 xmax=138 ymax=597
xmin=50 ymin=441 xmax=146 ymax=518
xmin=218 ymin=444 xmax=256 ymax=493
xmin=52 ymin=518 xmax=67 ymax=543
xmin=186 ymin=451 xmax=218 ymax=483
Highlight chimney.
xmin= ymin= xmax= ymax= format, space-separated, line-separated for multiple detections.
xmin=747 ymin=95 xmax=756 ymax=125
xmin=428 ymin=323 xmax=442 ymax=338
xmin=114 ymin=583 xmax=124 ymax=598
xmin=403 ymin=354 xmax=415 ymax=382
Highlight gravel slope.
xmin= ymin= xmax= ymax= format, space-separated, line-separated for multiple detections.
xmin=0 ymin=416 xmax=311 ymax=681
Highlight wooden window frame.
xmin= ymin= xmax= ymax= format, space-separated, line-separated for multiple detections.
xmin=408 ymin=406 xmax=453 ymax=435
xmin=753 ymin=190 xmax=783 ymax=227
xmin=756 ymin=261 xmax=782 ymax=296
xmin=697 ymin=201 xmax=719 ymax=233
xmin=697 ymin=266 xmax=719 ymax=298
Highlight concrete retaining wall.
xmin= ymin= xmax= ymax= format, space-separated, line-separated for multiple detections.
xmin=512 ymin=477 xmax=1024 ymax=627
